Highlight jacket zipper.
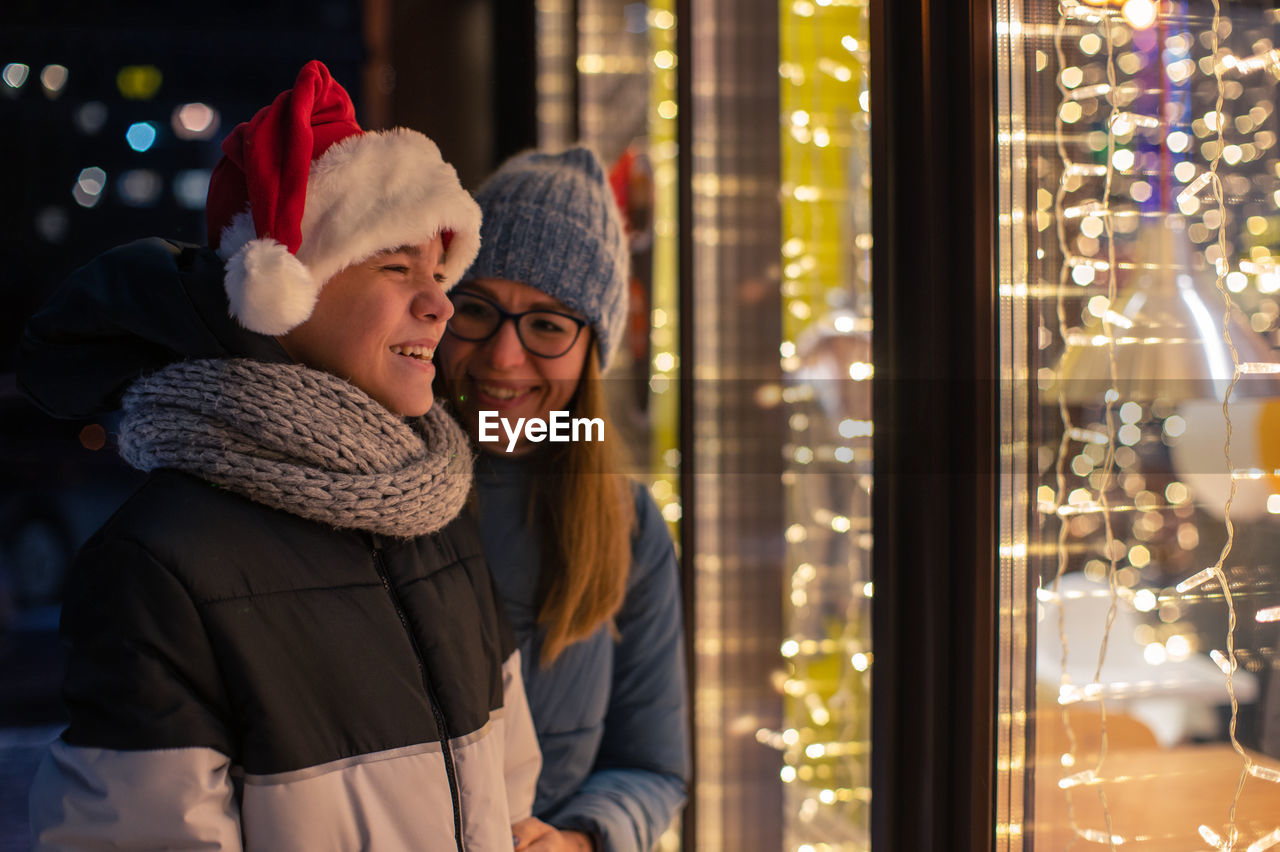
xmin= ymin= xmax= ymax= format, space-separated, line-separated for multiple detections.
xmin=371 ymin=543 xmax=466 ymax=852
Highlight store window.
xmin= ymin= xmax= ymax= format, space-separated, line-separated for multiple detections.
xmin=998 ymin=0 xmax=1280 ymax=847
xmin=536 ymin=1 xmax=870 ymax=848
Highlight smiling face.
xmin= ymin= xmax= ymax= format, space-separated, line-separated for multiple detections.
xmin=436 ymin=277 xmax=591 ymax=454
xmin=277 ymin=236 xmax=452 ymax=417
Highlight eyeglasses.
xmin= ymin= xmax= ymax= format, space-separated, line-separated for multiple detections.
xmin=445 ymin=289 xmax=588 ymax=359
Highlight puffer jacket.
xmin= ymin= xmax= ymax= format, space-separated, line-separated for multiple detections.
xmin=474 ymin=453 xmax=689 ymax=852
xmin=20 ymin=240 xmax=541 ymax=850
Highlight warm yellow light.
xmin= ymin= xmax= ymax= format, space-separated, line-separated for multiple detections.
xmin=1134 ymin=589 xmax=1158 ymax=612
xmin=1121 ymin=0 xmax=1157 ymax=30
xmin=116 ymin=65 xmax=162 ymax=100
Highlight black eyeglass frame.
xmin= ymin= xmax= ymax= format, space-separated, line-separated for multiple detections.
xmin=444 ymin=288 xmax=589 ymax=359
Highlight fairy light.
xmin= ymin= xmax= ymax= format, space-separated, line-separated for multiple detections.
xmin=1058 ymin=768 xmax=1099 ymax=789
xmin=1210 ymin=649 xmax=1236 ymax=675
xmin=1247 ymin=763 xmax=1280 ymax=783
xmin=1017 ymin=0 xmax=1280 ymax=846
xmin=1120 ymin=0 xmax=1156 ymax=30
xmin=1048 ymin=3 xmax=1128 ymax=844
xmin=1237 ymin=361 xmax=1280 ymax=374
xmin=1047 ymin=32 xmax=1087 ymax=793
xmin=1200 ymin=824 xmax=1226 ymax=848
xmin=1201 ymin=3 xmax=1252 ymax=844
xmin=1176 ymin=566 xmax=1217 ymax=594
xmin=1248 ymin=829 xmax=1280 ymax=852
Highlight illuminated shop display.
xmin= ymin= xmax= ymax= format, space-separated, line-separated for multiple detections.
xmin=538 ymin=2 xmax=867 ymax=848
xmin=769 ymin=0 xmax=872 ymax=849
xmin=997 ymin=0 xmax=1280 ymax=847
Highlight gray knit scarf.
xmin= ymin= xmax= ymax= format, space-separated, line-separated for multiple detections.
xmin=118 ymin=359 xmax=472 ymax=538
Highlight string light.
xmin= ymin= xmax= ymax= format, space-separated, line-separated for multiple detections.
xmin=1014 ymin=0 xmax=1280 ymax=846
xmin=1248 ymin=829 xmax=1280 ymax=852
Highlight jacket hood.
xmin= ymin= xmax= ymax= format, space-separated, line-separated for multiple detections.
xmin=17 ymin=238 xmax=291 ymax=419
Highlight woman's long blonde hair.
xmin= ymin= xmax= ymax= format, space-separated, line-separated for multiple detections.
xmin=529 ymin=341 xmax=635 ymax=665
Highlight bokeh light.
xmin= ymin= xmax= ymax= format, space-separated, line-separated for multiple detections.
xmin=125 ymin=121 xmax=157 ymax=153
xmin=171 ymin=103 xmax=220 ymax=140
xmin=39 ymin=64 xmax=68 ymax=97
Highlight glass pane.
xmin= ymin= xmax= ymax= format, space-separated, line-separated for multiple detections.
xmin=998 ymin=1 xmax=1280 ymax=848
xmin=543 ymin=4 xmax=684 ymax=847
xmin=776 ymin=0 xmax=873 ymax=849
xmin=686 ymin=0 xmax=872 ymax=849
xmin=558 ymin=0 xmax=682 ymax=508
xmin=545 ymin=1 xmax=870 ymax=846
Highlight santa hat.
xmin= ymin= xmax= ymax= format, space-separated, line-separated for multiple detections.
xmin=206 ymin=60 xmax=481 ymax=335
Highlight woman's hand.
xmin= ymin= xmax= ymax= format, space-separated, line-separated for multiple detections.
xmin=512 ymin=816 xmax=595 ymax=851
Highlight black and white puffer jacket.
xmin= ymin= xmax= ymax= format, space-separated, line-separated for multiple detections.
xmin=19 ymin=240 xmax=540 ymax=851
xmin=28 ymin=467 xmax=541 ymax=851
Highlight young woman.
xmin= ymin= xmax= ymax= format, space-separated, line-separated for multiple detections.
xmin=435 ymin=148 xmax=689 ymax=852
xmin=20 ymin=61 xmax=540 ymax=851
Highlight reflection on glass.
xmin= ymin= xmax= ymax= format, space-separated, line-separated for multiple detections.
xmin=771 ymin=0 xmax=872 ymax=848
xmin=541 ymin=1 xmax=683 ymax=846
xmin=547 ymin=1 xmax=870 ymax=847
xmin=999 ymin=0 xmax=1280 ymax=848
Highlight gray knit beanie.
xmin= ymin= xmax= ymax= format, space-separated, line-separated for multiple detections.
xmin=466 ymin=147 xmax=629 ymax=369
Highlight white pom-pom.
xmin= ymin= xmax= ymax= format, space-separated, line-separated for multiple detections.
xmin=224 ymin=239 xmax=318 ymax=335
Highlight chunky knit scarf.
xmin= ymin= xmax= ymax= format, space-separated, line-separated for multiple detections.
xmin=118 ymin=359 xmax=472 ymax=538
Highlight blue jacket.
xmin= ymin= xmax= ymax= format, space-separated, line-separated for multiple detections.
xmin=475 ymin=453 xmax=689 ymax=852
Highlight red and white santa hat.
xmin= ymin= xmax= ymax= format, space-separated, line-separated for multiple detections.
xmin=206 ymin=60 xmax=481 ymax=336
